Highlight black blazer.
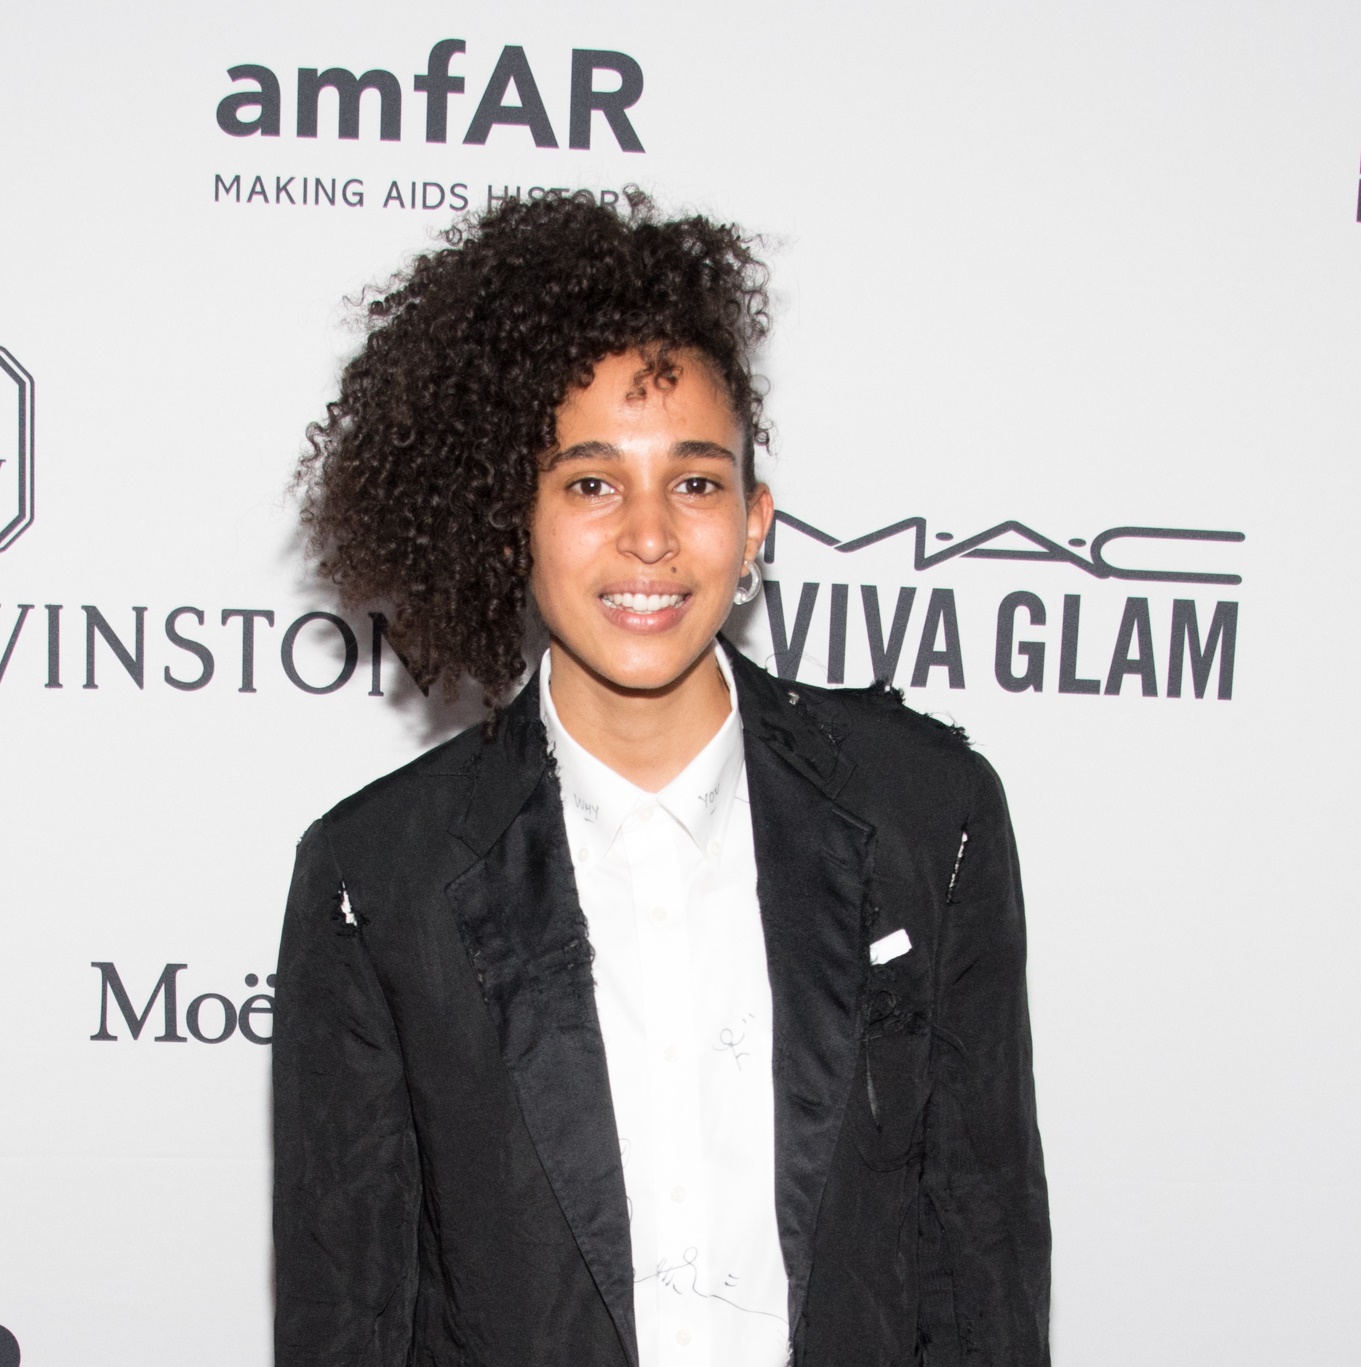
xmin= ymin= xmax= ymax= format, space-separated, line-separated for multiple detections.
xmin=273 ymin=643 xmax=1050 ymax=1367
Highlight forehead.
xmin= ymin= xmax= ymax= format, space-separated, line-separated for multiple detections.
xmin=555 ymin=350 xmax=738 ymax=438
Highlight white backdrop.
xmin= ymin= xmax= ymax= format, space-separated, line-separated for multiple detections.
xmin=2 ymin=3 xmax=1360 ymax=1363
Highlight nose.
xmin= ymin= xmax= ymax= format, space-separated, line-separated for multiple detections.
xmin=616 ymin=484 xmax=677 ymax=565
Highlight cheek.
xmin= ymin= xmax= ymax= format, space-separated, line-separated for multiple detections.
xmin=690 ymin=511 xmax=749 ymax=578
xmin=529 ymin=506 xmax=595 ymax=611
xmin=527 ymin=510 xmax=561 ymax=604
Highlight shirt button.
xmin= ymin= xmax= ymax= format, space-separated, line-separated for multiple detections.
xmin=675 ymin=1329 xmax=692 ymax=1346
xmin=664 ymin=1045 xmax=680 ymax=1063
xmin=638 ymin=805 xmax=655 ymax=822
xmin=706 ymin=839 xmax=721 ymax=858
xmin=649 ymin=905 xmax=668 ymax=924
xmin=575 ymin=846 xmax=591 ymax=865
xmin=670 ymin=1185 xmax=687 ymax=1203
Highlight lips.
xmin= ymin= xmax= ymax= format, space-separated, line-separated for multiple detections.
xmin=600 ymin=590 xmax=688 ymax=614
xmin=596 ymin=583 xmax=694 ymax=634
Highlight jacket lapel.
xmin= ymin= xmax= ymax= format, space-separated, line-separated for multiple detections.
xmin=729 ymin=645 xmax=875 ymax=1337
xmin=444 ymin=676 xmax=638 ymax=1367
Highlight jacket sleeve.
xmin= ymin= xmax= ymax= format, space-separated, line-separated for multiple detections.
xmin=273 ymin=818 xmax=421 ymax=1367
xmin=918 ymin=753 xmax=1051 ymax=1365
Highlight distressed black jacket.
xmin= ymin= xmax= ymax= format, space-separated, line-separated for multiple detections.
xmin=273 ymin=643 xmax=1051 ymax=1366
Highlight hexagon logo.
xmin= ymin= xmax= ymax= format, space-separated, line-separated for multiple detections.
xmin=0 ymin=347 xmax=34 ymax=551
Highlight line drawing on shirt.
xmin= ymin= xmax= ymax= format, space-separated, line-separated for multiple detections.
xmin=570 ymin=791 xmax=599 ymax=822
xmin=636 ymin=1247 xmax=788 ymax=1326
xmin=699 ymin=782 xmax=720 ymax=812
xmin=714 ymin=1013 xmax=756 ymax=1070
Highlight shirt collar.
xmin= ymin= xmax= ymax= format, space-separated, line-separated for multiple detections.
xmin=539 ymin=645 xmax=747 ymax=868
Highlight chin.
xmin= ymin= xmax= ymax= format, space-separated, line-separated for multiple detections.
xmin=588 ymin=632 xmax=715 ymax=695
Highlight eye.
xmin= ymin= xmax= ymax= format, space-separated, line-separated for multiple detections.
xmin=677 ymin=476 xmax=721 ymax=496
xmin=568 ymin=476 xmax=615 ymax=498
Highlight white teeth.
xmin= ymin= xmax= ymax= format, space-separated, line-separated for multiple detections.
xmin=603 ymin=591 xmax=686 ymax=613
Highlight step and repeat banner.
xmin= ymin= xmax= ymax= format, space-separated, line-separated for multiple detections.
xmin=2 ymin=2 xmax=1359 ymax=1364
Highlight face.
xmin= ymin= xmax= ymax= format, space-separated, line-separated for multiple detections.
xmin=529 ymin=349 xmax=773 ymax=694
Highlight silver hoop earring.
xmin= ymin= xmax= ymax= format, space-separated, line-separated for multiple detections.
xmin=732 ymin=560 xmax=762 ymax=606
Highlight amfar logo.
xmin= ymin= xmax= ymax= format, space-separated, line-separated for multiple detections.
xmin=91 ymin=963 xmax=276 ymax=1045
xmin=217 ymin=41 xmax=645 ymax=152
xmin=0 ymin=348 xmax=35 ymax=552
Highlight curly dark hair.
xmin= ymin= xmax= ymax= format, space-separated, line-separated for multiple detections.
xmin=296 ymin=189 xmax=771 ymax=704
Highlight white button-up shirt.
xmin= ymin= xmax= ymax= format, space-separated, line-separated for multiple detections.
xmin=540 ymin=646 xmax=790 ymax=1367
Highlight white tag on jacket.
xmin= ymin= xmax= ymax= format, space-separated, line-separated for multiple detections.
xmin=870 ymin=928 xmax=912 ymax=964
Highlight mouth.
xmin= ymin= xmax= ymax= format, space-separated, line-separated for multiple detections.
xmin=600 ymin=590 xmax=689 ymax=614
xmin=597 ymin=585 xmax=694 ymax=633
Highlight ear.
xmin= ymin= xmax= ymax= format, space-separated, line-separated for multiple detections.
xmin=744 ymin=483 xmax=775 ymax=566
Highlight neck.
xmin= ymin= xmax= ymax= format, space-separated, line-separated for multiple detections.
xmin=546 ymin=638 xmax=733 ymax=792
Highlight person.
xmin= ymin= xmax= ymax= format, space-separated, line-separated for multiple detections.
xmin=274 ymin=191 xmax=1050 ymax=1367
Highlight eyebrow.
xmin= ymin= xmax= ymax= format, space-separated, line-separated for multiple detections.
xmin=544 ymin=439 xmax=737 ymax=470
xmin=673 ymin=440 xmax=737 ymax=464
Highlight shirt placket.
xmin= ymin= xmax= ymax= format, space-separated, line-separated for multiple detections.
xmin=623 ymin=801 xmax=711 ymax=1366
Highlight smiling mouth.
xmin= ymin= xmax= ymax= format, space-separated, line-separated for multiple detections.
xmin=600 ymin=591 xmax=689 ymax=614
